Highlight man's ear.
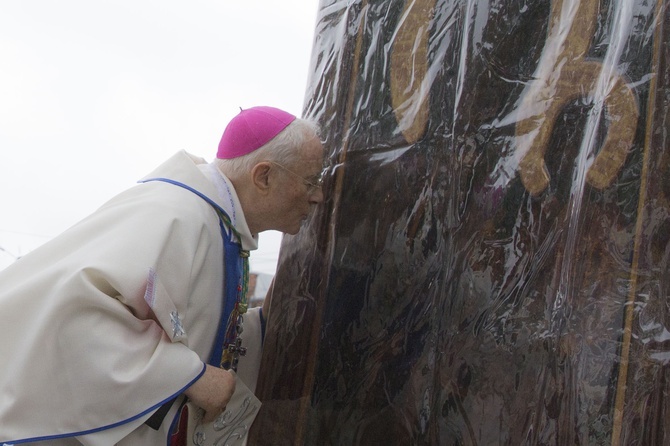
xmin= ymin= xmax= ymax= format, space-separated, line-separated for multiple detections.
xmin=251 ymin=162 xmax=272 ymax=193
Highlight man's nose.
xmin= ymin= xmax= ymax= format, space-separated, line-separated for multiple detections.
xmin=309 ymin=187 xmax=324 ymax=204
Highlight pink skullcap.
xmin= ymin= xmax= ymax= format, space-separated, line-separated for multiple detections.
xmin=217 ymin=106 xmax=297 ymax=159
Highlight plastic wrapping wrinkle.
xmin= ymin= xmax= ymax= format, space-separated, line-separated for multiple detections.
xmin=250 ymin=0 xmax=670 ymax=444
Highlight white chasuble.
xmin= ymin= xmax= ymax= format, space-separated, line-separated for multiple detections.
xmin=0 ymin=151 xmax=259 ymax=445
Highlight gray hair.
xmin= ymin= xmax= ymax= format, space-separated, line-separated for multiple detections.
xmin=215 ymin=118 xmax=321 ymax=175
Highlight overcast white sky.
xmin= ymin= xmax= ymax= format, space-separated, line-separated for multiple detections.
xmin=0 ymin=1 xmax=319 ymax=274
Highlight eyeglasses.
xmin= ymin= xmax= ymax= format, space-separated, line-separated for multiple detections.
xmin=268 ymin=161 xmax=324 ymax=191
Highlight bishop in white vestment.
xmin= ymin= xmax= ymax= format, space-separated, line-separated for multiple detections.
xmin=0 ymin=106 xmax=325 ymax=445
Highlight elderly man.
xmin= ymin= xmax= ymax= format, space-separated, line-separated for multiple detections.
xmin=0 ymin=106 xmax=324 ymax=445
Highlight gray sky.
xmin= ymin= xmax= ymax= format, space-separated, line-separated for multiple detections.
xmin=0 ymin=1 xmax=319 ymax=274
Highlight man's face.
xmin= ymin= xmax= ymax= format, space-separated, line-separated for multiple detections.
xmin=270 ymin=136 xmax=325 ymax=235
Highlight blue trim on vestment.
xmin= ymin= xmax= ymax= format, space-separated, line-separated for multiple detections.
xmin=211 ymin=221 xmax=244 ymax=367
xmin=140 ymin=177 xmax=245 ymax=439
xmin=139 ymin=177 xmax=243 ymax=367
xmin=3 ymin=364 xmax=206 ymax=444
xmin=139 ymin=177 xmax=228 ymax=228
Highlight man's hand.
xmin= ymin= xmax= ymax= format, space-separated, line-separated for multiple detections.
xmin=184 ymin=364 xmax=236 ymax=423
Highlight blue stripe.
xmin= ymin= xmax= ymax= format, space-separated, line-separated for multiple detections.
xmin=139 ymin=177 xmax=229 ymax=220
xmin=139 ymin=177 xmax=242 ymax=366
xmin=140 ymin=177 xmax=245 ymax=437
xmin=4 ymin=364 xmax=206 ymax=444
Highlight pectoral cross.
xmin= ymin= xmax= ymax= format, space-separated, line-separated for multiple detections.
xmin=227 ymin=337 xmax=247 ymax=372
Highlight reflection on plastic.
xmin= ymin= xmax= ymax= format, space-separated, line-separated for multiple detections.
xmin=251 ymin=0 xmax=670 ymax=445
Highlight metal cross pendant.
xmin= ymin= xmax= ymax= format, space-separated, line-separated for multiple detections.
xmin=228 ymin=337 xmax=247 ymax=371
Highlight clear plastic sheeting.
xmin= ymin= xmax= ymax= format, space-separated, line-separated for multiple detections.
xmin=250 ymin=0 xmax=670 ymax=444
